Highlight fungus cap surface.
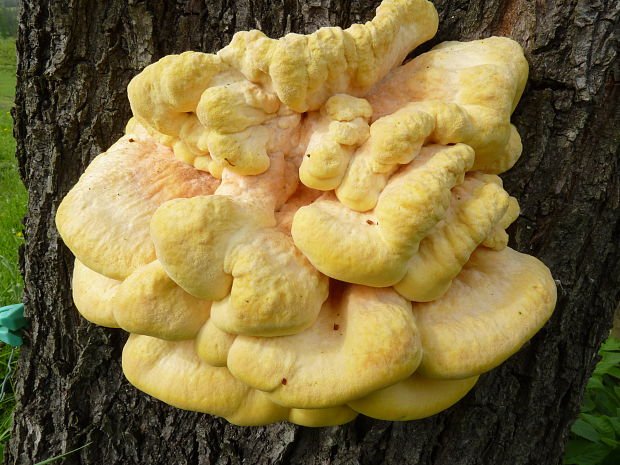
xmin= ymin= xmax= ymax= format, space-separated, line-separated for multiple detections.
xmin=73 ymin=259 xmax=211 ymax=341
xmin=416 ymin=247 xmax=557 ymax=379
xmin=56 ymin=133 xmax=219 ymax=280
xmin=394 ymin=173 xmax=517 ymax=302
xmin=291 ymin=144 xmax=475 ymax=287
xmin=123 ymin=335 xmax=358 ymax=426
xmin=72 ymin=259 xmax=120 ymax=328
xmin=348 ymin=374 xmax=479 ymax=421
xmin=227 ymin=285 xmax=422 ymax=408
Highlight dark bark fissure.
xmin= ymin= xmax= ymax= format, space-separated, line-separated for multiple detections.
xmin=7 ymin=0 xmax=620 ymax=464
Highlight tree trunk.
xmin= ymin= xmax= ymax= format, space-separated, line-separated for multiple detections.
xmin=7 ymin=0 xmax=619 ymax=464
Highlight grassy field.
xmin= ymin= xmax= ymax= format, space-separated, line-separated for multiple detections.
xmin=0 ymin=38 xmax=15 ymax=111
xmin=0 ymin=37 xmax=21 ymax=308
xmin=0 ymin=36 xmax=23 ymax=460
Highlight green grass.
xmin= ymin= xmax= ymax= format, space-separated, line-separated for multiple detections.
xmin=0 ymin=36 xmax=23 ymax=461
xmin=0 ymin=37 xmax=21 ymax=309
xmin=0 ymin=106 xmax=23 ymax=307
xmin=0 ymin=38 xmax=14 ymax=113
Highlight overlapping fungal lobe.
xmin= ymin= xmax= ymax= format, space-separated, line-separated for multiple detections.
xmin=149 ymin=158 xmax=329 ymax=337
xmin=393 ymin=173 xmax=518 ymax=302
xmin=71 ymin=260 xmax=121 ymax=329
xmin=298 ymin=95 xmax=373 ymax=191
xmin=364 ymin=36 xmax=528 ymax=174
xmin=56 ymin=131 xmax=219 ymax=281
xmin=56 ymin=0 xmax=557 ymax=427
xmin=348 ymin=374 xmax=479 ymax=421
xmin=129 ymin=0 xmax=438 ymax=178
xmin=292 ymin=143 xmax=475 ymax=287
xmin=226 ymin=285 xmax=422 ymax=409
xmin=122 ymin=335 xmax=358 ymax=426
xmin=415 ymin=247 xmax=557 ymax=380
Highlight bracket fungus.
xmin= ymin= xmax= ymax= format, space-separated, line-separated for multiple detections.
xmin=56 ymin=0 xmax=556 ymax=426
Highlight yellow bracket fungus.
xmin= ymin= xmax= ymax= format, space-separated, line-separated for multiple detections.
xmin=56 ymin=0 xmax=556 ymax=426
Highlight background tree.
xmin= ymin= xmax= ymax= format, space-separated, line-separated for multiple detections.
xmin=6 ymin=0 xmax=619 ymax=464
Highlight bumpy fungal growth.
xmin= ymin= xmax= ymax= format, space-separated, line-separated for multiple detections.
xmin=56 ymin=0 xmax=557 ymax=426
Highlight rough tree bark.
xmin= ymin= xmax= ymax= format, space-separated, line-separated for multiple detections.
xmin=6 ymin=0 xmax=619 ymax=464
